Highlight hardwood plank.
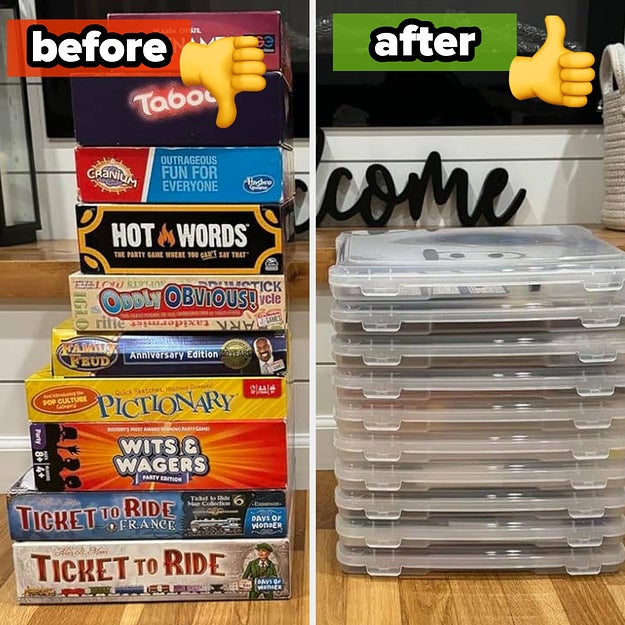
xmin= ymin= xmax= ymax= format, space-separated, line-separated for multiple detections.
xmin=316 ymin=530 xmax=345 ymax=625
xmin=345 ymin=574 xmax=402 ymax=625
xmin=552 ymin=576 xmax=625 ymax=625
xmin=448 ymin=577 xmax=514 ymax=625
xmin=316 ymin=470 xmax=337 ymax=530
xmin=398 ymin=578 xmax=457 ymax=625
xmin=497 ymin=576 xmax=569 ymax=625
xmin=0 ymin=239 xmax=309 ymax=301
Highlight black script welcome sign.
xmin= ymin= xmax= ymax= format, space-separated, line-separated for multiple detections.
xmin=295 ymin=129 xmax=527 ymax=234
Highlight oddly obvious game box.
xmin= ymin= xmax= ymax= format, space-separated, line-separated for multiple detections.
xmin=69 ymin=274 xmax=287 ymax=332
xmin=14 ymin=534 xmax=291 ymax=603
xmin=51 ymin=321 xmax=288 ymax=378
xmin=8 ymin=469 xmax=289 ymax=541
xmin=29 ymin=420 xmax=288 ymax=492
xmin=75 ymin=202 xmax=294 ymax=275
xmin=71 ymin=73 xmax=292 ymax=147
xmin=26 ymin=366 xmax=287 ymax=422
xmin=75 ymin=147 xmax=295 ymax=204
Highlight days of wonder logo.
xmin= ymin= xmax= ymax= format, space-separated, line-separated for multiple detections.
xmin=243 ymin=175 xmax=275 ymax=194
xmin=87 ymin=159 xmax=138 ymax=194
xmin=56 ymin=337 xmax=119 ymax=372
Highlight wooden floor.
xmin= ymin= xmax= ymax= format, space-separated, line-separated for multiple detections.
xmin=316 ymin=471 xmax=625 ymax=625
xmin=0 ymin=491 xmax=308 ymax=625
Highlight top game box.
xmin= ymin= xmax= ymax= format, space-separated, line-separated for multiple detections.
xmin=110 ymin=11 xmax=292 ymax=86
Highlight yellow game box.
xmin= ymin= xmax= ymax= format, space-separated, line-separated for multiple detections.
xmin=25 ymin=367 xmax=288 ymax=423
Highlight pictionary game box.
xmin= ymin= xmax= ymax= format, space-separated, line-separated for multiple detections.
xmin=75 ymin=202 xmax=295 ymax=275
xmin=71 ymin=73 xmax=292 ymax=147
xmin=51 ymin=321 xmax=288 ymax=378
xmin=29 ymin=420 xmax=288 ymax=492
xmin=8 ymin=469 xmax=289 ymax=541
xmin=26 ymin=366 xmax=287 ymax=422
xmin=69 ymin=274 xmax=287 ymax=332
xmin=14 ymin=533 xmax=292 ymax=603
xmin=75 ymin=147 xmax=295 ymax=204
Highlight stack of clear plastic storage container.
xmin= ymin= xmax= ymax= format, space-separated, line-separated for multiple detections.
xmin=328 ymin=226 xmax=625 ymax=576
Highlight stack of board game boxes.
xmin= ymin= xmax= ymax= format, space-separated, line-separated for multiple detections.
xmin=329 ymin=227 xmax=625 ymax=576
xmin=7 ymin=11 xmax=296 ymax=603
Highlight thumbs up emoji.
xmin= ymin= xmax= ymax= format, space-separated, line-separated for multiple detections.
xmin=180 ymin=36 xmax=266 ymax=128
xmin=509 ymin=15 xmax=595 ymax=107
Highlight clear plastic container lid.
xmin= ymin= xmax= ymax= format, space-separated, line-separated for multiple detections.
xmin=333 ymin=368 xmax=625 ymax=398
xmin=332 ymin=332 xmax=625 ymax=369
xmin=331 ymin=300 xmax=625 ymax=335
xmin=335 ymin=514 xmax=625 ymax=548
xmin=335 ymin=487 xmax=625 ymax=519
xmin=334 ymin=428 xmax=625 ymax=462
xmin=329 ymin=227 xmax=625 ymax=301
xmin=334 ymin=396 xmax=625 ymax=431
xmin=335 ymin=458 xmax=625 ymax=491
xmin=336 ymin=541 xmax=625 ymax=576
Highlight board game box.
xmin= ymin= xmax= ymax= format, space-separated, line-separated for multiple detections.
xmin=14 ymin=533 xmax=292 ymax=603
xmin=26 ymin=366 xmax=287 ymax=422
xmin=51 ymin=321 xmax=288 ymax=378
xmin=75 ymin=202 xmax=294 ymax=275
xmin=75 ymin=147 xmax=295 ymax=204
xmin=110 ymin=11 xmax=292 ymax=86
xmin=69 ymin=273 xmax=287 ymax=332
xmin=71 ymin=73 xmax=292 ymax=147
xmin=29 ymin=420 xmax=288 ymax=492
xmin=8 ymin=469 xmax=289 ymax=541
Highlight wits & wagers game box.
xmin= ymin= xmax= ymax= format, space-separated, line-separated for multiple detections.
xmin=29 ymin=420 xmax=289 ymax=492
xmin=69 ymin=274 xmax=287 ymax=332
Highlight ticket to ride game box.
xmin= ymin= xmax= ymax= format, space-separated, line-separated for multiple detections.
xmin=8 ymin=469 xmax=289 ymax=541
xmin=75 ymin=202 xmax=294 ymax=275
xmin=14 ymin=533 xmax=292 ymax=603
xmin=25 ymin=366 xmax=287 ymax=422
xmin=29 ymin=421 xmax=288 ymax=492
xmin=69 ymin=274 xmax=287 ymax=332
xmin=51 ymin=321 xmax=288 ymax=378
xmin=75 ymin=147 xmax=295 ymax=205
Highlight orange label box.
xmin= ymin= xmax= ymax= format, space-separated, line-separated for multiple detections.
xmin=30 ymin=421 xmax=288 ymax=492
xmin=25 ymin=367 xmax=287 ymax=423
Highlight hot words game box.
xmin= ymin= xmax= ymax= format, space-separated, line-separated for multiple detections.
xmin=25 ymin=366 xmax=287 ymax=422
xmin=29 ymin=420 xmax=288 ymax=492
xmin=75 ymin=147 xmax=295 ymax=204
xmin=51 ymin=321 xmax=288 ymax=378
xmin=69 ymin=274 xmax=287 ymax=332
xmin=75 ymin=202 xmax=294 ymax=275
xmin=14 ymin=534 xmax=291 ymax=603
xmin=8 ymin=469 xmax=289 ymax=541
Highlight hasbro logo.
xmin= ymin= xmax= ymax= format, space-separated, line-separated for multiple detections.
xmin=243 ymin=175 xmax=275 ymax=194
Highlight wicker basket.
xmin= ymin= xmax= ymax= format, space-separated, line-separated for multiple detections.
xmin=602 ymin=43 xmax=625 ymax=230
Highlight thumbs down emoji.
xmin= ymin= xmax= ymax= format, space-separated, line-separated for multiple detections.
xmin=180 ymin=35 xmax=267 ymax=128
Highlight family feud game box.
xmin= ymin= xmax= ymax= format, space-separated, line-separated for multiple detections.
xmin=51 ymin=321 xmax=288 ymax=378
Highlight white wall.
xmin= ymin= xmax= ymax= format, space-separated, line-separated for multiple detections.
xmin=315 ymin=126 xmax=606 ymax=468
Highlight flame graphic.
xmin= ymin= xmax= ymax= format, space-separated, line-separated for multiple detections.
xmin=157 ymin=223 xmax=176 ymax=248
